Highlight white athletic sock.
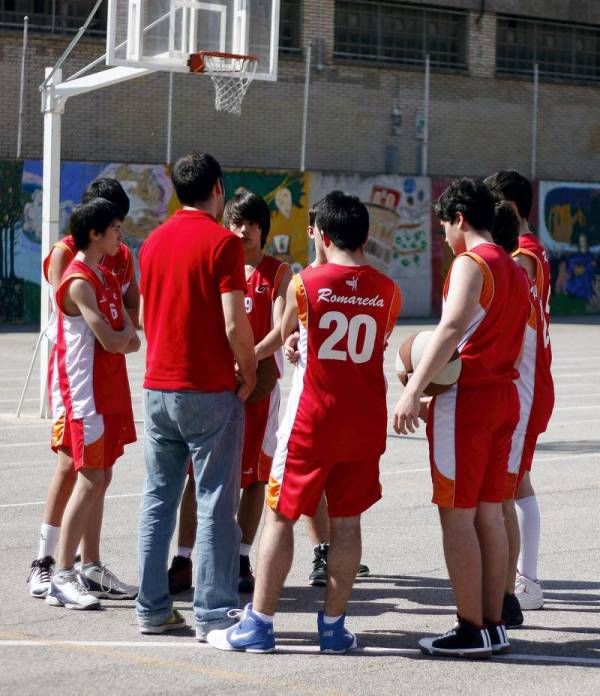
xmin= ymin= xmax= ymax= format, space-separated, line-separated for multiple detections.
xmin=323 ymin=614 xmax=343 ymax=625
xmin=240 ymin=543 xmax=252 ymax=557
xmin=177 ymin=546 xmax=193 ymax=559
xmin=38 ymin=523 xmax=60 ymax=559
xmin=252 ymin=609 xmax=274 ymax=624
xmin=516 ymin=495 xmax=541 ymax=581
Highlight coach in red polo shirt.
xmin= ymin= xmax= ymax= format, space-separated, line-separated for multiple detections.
xmin=136 ymin=152 xmax=256 ymax=639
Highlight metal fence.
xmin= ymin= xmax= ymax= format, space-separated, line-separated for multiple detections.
xmin=0 ymin=1 xmax=106 ymax=36
xmin=497 ymin=14 xmax=600 ymax=84
xmin=334 ymin=0 xmax=467 ymax=70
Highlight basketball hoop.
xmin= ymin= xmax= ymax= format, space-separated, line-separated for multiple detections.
xmin=188 ymin=51 xmax=258 ymax=116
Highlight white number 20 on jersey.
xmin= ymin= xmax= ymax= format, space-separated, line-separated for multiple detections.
xmin=318 ymin=311 xmax=377 ymax=363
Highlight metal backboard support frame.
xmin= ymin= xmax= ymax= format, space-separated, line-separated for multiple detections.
xmin=35 ymin=0 xmax=279 ymax=415
xmin=106 ymin=0 xmax=279 ymax=81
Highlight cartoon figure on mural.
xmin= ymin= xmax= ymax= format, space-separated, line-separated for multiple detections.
xmin=224 ymin=170 xmax=309 ymax=273
xmin=364 ymin=180 xmax=428 ymax=276
xmin=540 ymin=182 xmax=600 ymax=314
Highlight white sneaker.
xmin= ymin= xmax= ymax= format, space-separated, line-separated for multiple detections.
xmin=27 ymin=556 xmax=54 ymax=598
xmin=78 ymin=564 xmax=138 ymax=599
xmin=46 ymin=570 xmax=101 ymax=610
xmin=515 ymin=573 xmax=544 ymax=610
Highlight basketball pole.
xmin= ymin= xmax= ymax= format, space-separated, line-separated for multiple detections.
xmin=531 ymin=62 xmax=539 ymax=180
xmin=37 ymin=64 xmax=152 ymax=417
xmin=422 ymin=54 xmax=430 ymax=177
xmin=166 ymin=72 xmax=174 ymax=166
xmin=39 ymin=66 xmax=63 ymax=417
xmin=300 ymin=41 xmax=312 ymax=172
xmin=16 ymin=15 xmax=29 ymax=159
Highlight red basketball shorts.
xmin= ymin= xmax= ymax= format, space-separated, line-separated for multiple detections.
xmin=241 ymin=384 xmax=280 ymax=489
xmin=505 ymin=427 xmax=538 ymax=499
xmin=426 ymin=382 xmax=519 ymax=508
xmin=65 ymin=412 xmax=136 ymax=472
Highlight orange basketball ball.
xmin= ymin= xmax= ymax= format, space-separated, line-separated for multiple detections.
xmin=396 ymin=331 xmax=462 ymax=396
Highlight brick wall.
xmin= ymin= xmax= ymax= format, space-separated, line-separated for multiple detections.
xmin=1 ymin=1 xmax=599 ymax=180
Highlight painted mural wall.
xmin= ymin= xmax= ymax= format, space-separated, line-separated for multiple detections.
xmin=1 ymin=161 xmax=434 ymax=325
xmin=538 ymin=181 xmax=600 ymax=315
xmin=4 ymin=161 xmax=597 ymax=325
xmin=311 ymin=174 xmax=432 ymax=317
xmin=0 ymin=160 xmax=313 ymax=325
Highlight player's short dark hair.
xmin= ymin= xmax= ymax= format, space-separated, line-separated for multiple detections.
xmin=314 ymin=191 xmax=369 ymax=251
xmin=171 ymin=152 xmax=223 ymax=206
xmin=70 ymin=198 xmax=124 ymax=251
xmin=223 ymin=191 xmax=271 ymax=248
xmin=491 ymin=200 xmax=519 ymax=253
xmin=484 ymin=170 xmax=533 ymax=220
xmin=82 ymin=178 xmax=130 ymax=216
xmin=308 ymin=206 xmax=317 ymax=227
xmin=434 ymin=178 xmax=495 ymax=232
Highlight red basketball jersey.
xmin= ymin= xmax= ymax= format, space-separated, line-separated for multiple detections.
xmin=56 ymin=260 xmax=133 ymax=417
xmin=43 ymin=235 xmax=134 ymax=292
xmin=280 ymin=263 xmax=402 ymax=462
xmin=444 ymin=243 xmax=530 ymax=388
xmin=514 ymin=234 xmax=555 ymax=433
xmin=245 ymin=255 xmax=290 ymax=376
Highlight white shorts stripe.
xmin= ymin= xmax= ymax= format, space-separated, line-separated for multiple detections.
xmin=271 ymin=325 xmax=308 ymax=486
xmin=508 ymin=324 xmax=537 ymax=475
xmin=432 ymin=384 xmax=458 ymax=484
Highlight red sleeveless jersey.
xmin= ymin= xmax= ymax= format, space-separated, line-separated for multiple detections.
xmin=245 ymin=255 xmax=289 ymax=376
xmin=56 ymin=259 xmax=133 ymax=417
xmin=444 ymin=243 xmax=530 ymax=388
xmin=514 ymin=234 xmax=555 ymax=433
xmin=284 ymin=263 xmax=402 ymax=462
xmin=43 ymin=235 xmax=134 ymax=292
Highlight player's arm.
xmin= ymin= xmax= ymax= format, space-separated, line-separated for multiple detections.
xmin=138 ymin=294 xmax=144 ymax=330
xmin=120 ymin=299 xmax=141 ymax=354
xmin=392 ymin=255 xmax=483 ymax=435
xmin=280 ymin=278 xmax=300 ymax=344
xmin=123 ymin=273 xmax=141 ymax=328
xmin=221 ymin=290 xmax=257 ymax=401
xmin=48 ymin=247 xmax=71 ymax=295
xmin=66 ymin=279 xmax=137 ymax=354
xmin=514 ymin=252 xmax=536 ymax=282
xmin=284 ymin=330 xmax=301 ymax=364
xmin=255 ymin=266 xmax=293 ymax=362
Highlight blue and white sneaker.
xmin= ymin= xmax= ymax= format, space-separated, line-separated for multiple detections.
xmin=206 ymin=603 xmax=275 ymax=653
xmin=317 ymin=611 xmax=358 ymax=654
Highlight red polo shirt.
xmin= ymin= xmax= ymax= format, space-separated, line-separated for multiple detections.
xmin=140 ymin=208 xmax=246 ymax=392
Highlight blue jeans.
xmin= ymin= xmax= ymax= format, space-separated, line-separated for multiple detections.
xmin=137 ymin=389 xmax=243 ymax=627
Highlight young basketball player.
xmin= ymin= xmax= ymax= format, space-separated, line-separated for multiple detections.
xmin=207 ymin=191 xmax=401 ymax=654
xmin=226 ymin=192 xmax=291 ymax=591
xmin=485 ymin=171 xmax=554 ymax=613
xmin=28 ymin=179 xmax=139 ymax=599
xmin=45 ymin=198 xmax=139 ymax=610
xmin=284 ymin=207 xmax=370 ymax=586
xmin=167 ymin=192 xmax=291 ymax=595
xmin=393 ymin=178 xmax=529 ymax=658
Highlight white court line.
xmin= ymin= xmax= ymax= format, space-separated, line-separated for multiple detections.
xmin=0 ymin=639 xmax=597 ymax=666
xmin=380 ymin=451 xmax=598 ymax=477
xmin=381 ymin=467 xmax=429 ymax=476
xmin=9 ymin=452 xmax=596 ymax=507
xmin=0 ymin=441 xmax=49 ymax=449
xmin=551 ymin=418 xmax=600 ymax=426
xmin=553 ymin=405 xmax=600 ymax=412
xmin=0 ymin=492 xmax=141 ymax=509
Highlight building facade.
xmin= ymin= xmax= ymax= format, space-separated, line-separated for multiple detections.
xmin=1 ymin=0 xmax=599 ymax=179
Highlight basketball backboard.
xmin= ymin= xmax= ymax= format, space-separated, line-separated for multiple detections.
xmin=106 ymin=0 xmax=280 ymax=81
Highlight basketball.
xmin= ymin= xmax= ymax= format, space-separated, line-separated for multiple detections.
xmin=395 ymin=331 xmax=462 ymax=396
xmin=247 ymin=356 xmax=279 ymax=403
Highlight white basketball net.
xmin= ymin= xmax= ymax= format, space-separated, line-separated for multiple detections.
xmin=203 ymin=54 xmax=258 ymax=116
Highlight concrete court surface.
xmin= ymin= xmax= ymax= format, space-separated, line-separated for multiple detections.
xmin=0 ymin=319 xmax=598 ymax=695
